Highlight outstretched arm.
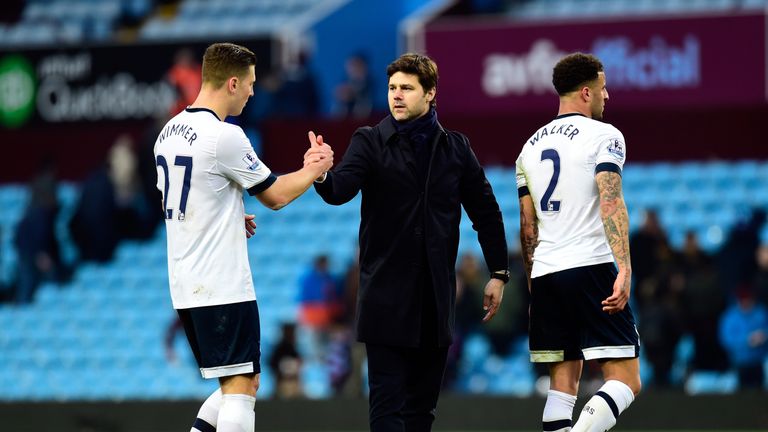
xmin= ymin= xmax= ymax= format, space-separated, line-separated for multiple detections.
xmin=255 ymin=131 xmax=333 ymax=210
xmin=596 ymin=170 xmax=632 ymax=314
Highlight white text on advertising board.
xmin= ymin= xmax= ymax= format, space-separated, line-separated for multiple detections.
xmin=482 ymin=36 xmax=700 ymax=97
xmin=35 ymin=53 xmax=176 ymax=122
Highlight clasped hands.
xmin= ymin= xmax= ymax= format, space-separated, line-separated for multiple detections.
xmin=304 ymin=131 xmax=334 ymax=181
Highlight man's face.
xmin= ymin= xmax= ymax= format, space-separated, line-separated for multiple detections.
xmin=589 ymin=72 xmax=609 ymax=120
xmin=388 ymin=71 xmax=434 ymax=122
xmin=232 ymin=65 xmax=256 ymax=116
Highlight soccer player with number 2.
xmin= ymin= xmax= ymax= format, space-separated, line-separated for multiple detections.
xmin=516 ymin=52 xmax=642 ymax=432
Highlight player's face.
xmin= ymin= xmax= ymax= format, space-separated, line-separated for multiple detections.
xmin=232 ymin=65 xmax=256 ymax=116
xmin=388 ymin=72 xmax=435 ymax=122
xmin=590 ymin=72 xmax=609 ymax=120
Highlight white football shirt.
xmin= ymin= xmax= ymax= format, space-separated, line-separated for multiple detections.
xmin=154 ymin=108 xmax=273 ymax=309
xmin=516 ymin=113 xmax=627 ymax=278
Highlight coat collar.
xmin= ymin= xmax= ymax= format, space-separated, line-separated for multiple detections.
xmin=378 ymin=114 xmax=447 ymax=145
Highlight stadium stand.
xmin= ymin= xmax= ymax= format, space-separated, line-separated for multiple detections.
xmin=0 ymin=0 xmax=148 ymax=46
xmin=0 ymin=0 xmax=766 ymax=407
xmin=139 ymin=0 xmax=342 ymax=40
xmin=0 ymin=160 xmax=766 ymax=400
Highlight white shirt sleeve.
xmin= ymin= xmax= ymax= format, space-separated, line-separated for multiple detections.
xmin=216 ymin=125 xmax=272 ymax=189
xmin=515 ymin=150 xmax=528 ymax=191
xmin=595 ymin=126 xmax=627 ymax=170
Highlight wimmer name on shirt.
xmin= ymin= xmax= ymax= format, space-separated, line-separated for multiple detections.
xmin=158 ymin=122 xmax=198 ymax=146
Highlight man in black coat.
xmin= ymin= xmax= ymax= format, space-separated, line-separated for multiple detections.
xmin=310 ymin=53 xmax=509 ymax=432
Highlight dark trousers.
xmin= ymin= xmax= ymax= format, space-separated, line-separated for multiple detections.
xmin=365 ymin=343 xmax=449 ymax=432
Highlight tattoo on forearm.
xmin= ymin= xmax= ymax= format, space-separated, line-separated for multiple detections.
xmin=597 ymin=173 xmax=631 ymax=273
xmin=519 ymin=200 xmax=539 ymax=278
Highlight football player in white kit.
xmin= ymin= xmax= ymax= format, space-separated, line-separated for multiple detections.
xmin=516 ymin=53 xmax=641 ymax=432
xmin=154 ymin=43 xmax=332 ymax=432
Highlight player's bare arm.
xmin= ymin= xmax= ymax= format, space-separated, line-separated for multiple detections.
xmin=256 ymin=132 xmax=333 ymax=210
xmin=596 ymin=170 xmax=632 ymax=313
xmin=518 ymin=194 xmax=539 ymax=291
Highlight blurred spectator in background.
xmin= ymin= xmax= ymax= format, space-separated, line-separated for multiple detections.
xmin=449 ymin=253 xmax=486 ymax=387
xmin=631 ymin=208 xmax=686 ymax=387
xmin=679 ymin=231 xmax=729 ymax=372
xmin=69 ymin=134 xmax=156 ymax=263
xmin=167 ymin=47 xmax=202 ymax=117
xmin=333 ymin=249 xmax=366 ymax=397
xmin=272 ymin=50 xmax=319 ymax=118
xmin=298 ymin=254 xmax=342 ymax=361
xmin=108 ymin=135 xmax=156 ymax=239
xmin=164 ymin=315 xmax=185 ymax=364
xmin=269 ymin=322 xmax=304 ymax=399
xmin=69 ymin=153 xmax=117 ymax=263
xmin=754 ymin=244 xmax=768 ymax=308
xmin=637 ymin=273 xmax=684 ymax=388
xmin=718 ymin=286 xmax=768 ymax=389
xmin=630 ymin=208 xmax=666 ymax=300
xmin=13 ymin=159 xmax=65 ymax=303
xmin=240 ymin=70 xmax=283 ymax=155
xmin=450 ymin=251 xmax=525 ymax=389
xmin=500 ymin=250 xmax=530 ymax=348
xmin=333 ymin=53 xmax=373 ymax=118
xmin=717 ymin=208 xmax=766 ymax=295
xmin=327 ymin=323 xmax=353 ymax=396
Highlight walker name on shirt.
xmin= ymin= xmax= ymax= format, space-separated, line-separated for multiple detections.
xmin=158 ymin=122 xmax=197 ymax=146
xmin=529 ymin=123 xmax=579 ymax=146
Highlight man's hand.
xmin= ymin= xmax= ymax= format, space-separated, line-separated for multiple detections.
xmin=602 ymin=269 xmax=630 ymax=314
xmin=304 ymin=131 xmax=334 ymax=177
xmin=244 ymin=213 xmax=256 ymax=238
xmin=482 ymin=278 xmax=505 ymax=322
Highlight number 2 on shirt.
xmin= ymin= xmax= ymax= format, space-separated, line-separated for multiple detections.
xmin=156 ymin=155 xmax=193 ymax=221
xmin=540 ymin=149 xmax=561 ymax=212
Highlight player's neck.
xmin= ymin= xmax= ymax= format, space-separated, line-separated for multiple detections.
xmin=189 ymin=90 xmax=229 ymax=121
xmin=557 ymin=100 xmax=592 ymax=119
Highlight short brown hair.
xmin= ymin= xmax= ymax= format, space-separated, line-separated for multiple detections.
xmin=387 ymin=53 xmax=439 ymax=106
xmin=201 ymin=43 xmax=257 ymax=89
xmin=552 ymin=53 xmax=603 ymax=96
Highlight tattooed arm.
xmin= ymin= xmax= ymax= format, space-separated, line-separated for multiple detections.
xmin=596 ymin=170 xmax=632 ymax=314
xmin=518 ymin=193 xmax=539 ymax=292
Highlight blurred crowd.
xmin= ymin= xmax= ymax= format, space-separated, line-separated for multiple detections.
xmin=265 ymin=206 xmax=768 ymax=398
xmin=630 ymin=208 xmax=768 ymax=390
xmin=1 ymin=41 xmax=765 ymax=398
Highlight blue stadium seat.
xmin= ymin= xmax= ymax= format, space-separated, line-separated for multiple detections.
xmin=1 ymin=158 xmax=764 ymax=400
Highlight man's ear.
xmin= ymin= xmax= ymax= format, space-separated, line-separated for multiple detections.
xmin=426 ymin=87 xmax=436 ymax=104
xmin=580 ymin=85 xmax=591 ymax=102
xmin=228 ymin=76 xmax=238 ymax=93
